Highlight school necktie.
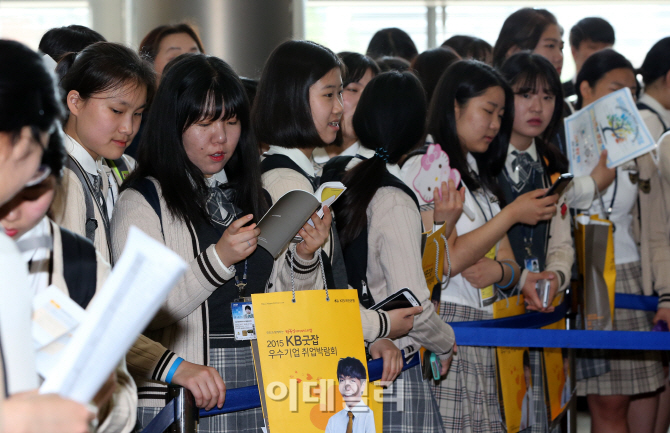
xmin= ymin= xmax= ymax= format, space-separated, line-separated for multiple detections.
xmin=206 ymin=184 xmax=239 ymax=228
xmin=91 ymin=173 xmax=110 ymax=233
xmin=510 ymin=151 xmax=543 ymax=193
xmin=345 ymin=411 xmax=354 ymax=433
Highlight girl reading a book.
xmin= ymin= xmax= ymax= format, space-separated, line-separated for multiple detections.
xmin=253 ymin=41 xmax=421 ymax=360
xmin=327 ymin=70 xmax=456 ymax=432
xmin=111 ymin=53 xmax=307 ymax=432
xmin=498 ymin=52 xmax=575 ymax=432
xmin=50 ymin=42 xmax=155 ymax=265
xmin=406 ymin=60 xmax=559 ymax=432
xmin=574 ymin=49 xmax=665 ymax=433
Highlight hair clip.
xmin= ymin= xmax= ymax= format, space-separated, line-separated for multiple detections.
xmin=374 ymin=147 xmax=389 ymax=162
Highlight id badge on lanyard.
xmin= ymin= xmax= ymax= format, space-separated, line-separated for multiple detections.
xmin=231 ymin=260 xmax=256 ymax=340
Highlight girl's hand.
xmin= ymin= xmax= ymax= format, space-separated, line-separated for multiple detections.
xmin=215 ymin=214 xmax=260 ymax=267
xmin=369 ymin=339 xmax=403 ymax=384
xmin=295 ymin=206 xmax=333 ymax=260
xmin=507 ymin=189 xmax=558 ymax=226
xmin=590 ymin=150 xmax=616 ymax=192
xmin=440 ymin=342 xmax=457 ymax=376
xmin=461 ymin=257 xmax=502 ymax=288
xmin=386 ymin=306 xmax=423 ymax=339
xmin=171 ymin=360 xmax=226 ymax=410
xmin=3 ymin=392 xmax=95 ymax=433
xmin=433 ymin=180 xmax=465 ymax=234
xmin=522 ymin=271 xmax=558 ymax=313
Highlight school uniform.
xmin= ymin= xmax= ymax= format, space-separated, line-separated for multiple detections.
xmin=18 ymin=217 xmax=137 ymax=433
xmin=312 ymin=141 xmax=361 ymax=169
xmin=112 ymin=169 xmax=308 ymax=432
xmin=261 ymin=145 xmax=392 ymax=344
xmin=51 ymin=134 xmax=135 ymax=264
xmin=402 ymin=151 xmax=504 ymax=432
xmin=329 ymin=147 xmax=453 ymax=433
xmin=498 ymin=141 xmax=574 ymax=433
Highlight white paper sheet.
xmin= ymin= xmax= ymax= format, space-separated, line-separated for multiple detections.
xmin=40 ymin=226 xmax=187 ymax=403
xmin=566 ymin=87 xmax=656 ymax=177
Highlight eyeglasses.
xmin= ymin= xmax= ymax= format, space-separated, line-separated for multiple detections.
xmin=25 ymin=164 xmax=51 ymax=187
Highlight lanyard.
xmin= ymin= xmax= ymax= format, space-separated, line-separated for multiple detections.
xmin=235 ymin=259 xmax=248 ymax=299
xmin=468 ymin=188 xmax=494 ymax=223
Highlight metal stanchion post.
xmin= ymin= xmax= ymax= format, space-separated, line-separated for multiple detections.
xmin=168 ymin=385 xmax=198 ymax=433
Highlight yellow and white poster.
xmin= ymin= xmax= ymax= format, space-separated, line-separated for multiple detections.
xmin=542 ymin=294 xmax=570 ymax=420
xmin=252 ymin=289 xmax=383 ymax=433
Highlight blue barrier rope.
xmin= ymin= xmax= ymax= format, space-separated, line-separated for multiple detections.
xmin=141 ymin=351 xmax=420 ymax=433
xmin=199 ymin=352 xmax=420 ymax=418
xmin=615 ymin=293 xmax=658 ymax=311
xmin=453 ymin=328 xmax=670 ymax=350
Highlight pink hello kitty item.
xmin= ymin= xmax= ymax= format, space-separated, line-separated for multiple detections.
xmin=412 ymin=144 xmax=461 ymax=203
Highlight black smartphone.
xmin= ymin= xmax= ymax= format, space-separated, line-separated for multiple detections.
xmin=371 ymin=288 xmax=421 ymax=311
xmin=543 ymin=173 xmax=574 ymax=198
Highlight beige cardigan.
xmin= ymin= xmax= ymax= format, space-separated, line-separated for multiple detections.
xmin=112 ymin=178 xmax=319 ymax=407
xmin=261 ymin=167 xmax=393 ymax=343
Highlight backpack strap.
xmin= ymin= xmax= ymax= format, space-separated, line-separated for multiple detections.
xmin=637 ymin=102 xmax=669 ymax=133
xmin=126 ymin=178 xmax=164 ymax=239
xmin=105 ymin=156 xmax=131 ymax=185
xmin=60 ymin=227 xmax=97 ymax=309
xmin=64 ymin=155 xmax=97 ymax=244
xmin=261 ymin=154 xmax=319 ymax=190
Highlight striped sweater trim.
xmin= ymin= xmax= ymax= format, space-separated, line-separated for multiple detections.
xmin=201 ymin=248 xmax=226 ymax=285
xmin=285 ymin=249 xmax=319 ymax=274
xmin=152 ymin=350 xmax=175 ymax=381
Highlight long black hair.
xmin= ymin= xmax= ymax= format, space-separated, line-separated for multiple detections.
xmin=427 ymin=60 xmax=513 ymax=199
xmin=366 ymin=28 xmax=418 ymax=62
xmin=575 ymin=49 xmax=635 ymax=109
xmin=411 ymin=47 xmax=461 ymax=105
xmin=500 ymin=52 xmax=568 ymax=174
xmin=339 ymin=51 xmax=380 ymax=88
xmin=0 ymin=40 xmax=64 ymax=139
xmin=334 ymin=71 xmax=426 ymax=247
xmin=123 ymin=53 xmax=267 ymax=225
xmin=492 ymin=8 xmax=559 ymax=68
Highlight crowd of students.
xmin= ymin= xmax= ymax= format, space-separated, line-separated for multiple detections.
xmin=0 ymin=7 xmax=669 ymax=433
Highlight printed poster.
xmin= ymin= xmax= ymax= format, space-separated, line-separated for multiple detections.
xmin=542 ymin=294 xmax=571 ymax=420
xmin=566 ymin=87 xmax=656 ymax=177
xmin=422 ymin=224 xmax=447 ymax=310
xmin=252 ymin=290 xmax=383 ymax=433
xmin=494 ymin=294 xmax=529 ymax=433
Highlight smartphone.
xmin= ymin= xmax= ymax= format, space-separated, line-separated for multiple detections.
xmin=370 ymin=288 xmax=421 ymax=311
xmin=536 ymin=279 xmax=551 ymax=308
xmin=543 ymin=173 xmax=574 ymax=198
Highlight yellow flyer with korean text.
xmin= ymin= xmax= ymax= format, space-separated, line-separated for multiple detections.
xmin=421 ymin=225 xmax=447 ymax=311
xmin=252 ymin=289 xmax=383 ymax=433
xmin=542 ymin=294 xmax=570 ymax=420
xmin=494 ymin=294 xmax=529 ymax=433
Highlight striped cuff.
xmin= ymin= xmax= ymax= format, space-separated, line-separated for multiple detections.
xmin=377 ymin=310 xmax=390 ymax=339
xmin=284 ymin=244 xmax=320 ymax=280
xmin=193 ymin=244 xmax=235 ymax=290
xmin=658 ymin=294 xmax=670 ymax=310
xmin=151 ymin=349 xmax=180 ymax=382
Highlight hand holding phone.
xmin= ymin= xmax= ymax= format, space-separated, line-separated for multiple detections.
xmin=543 ymin=173 xmax=574 ymax=198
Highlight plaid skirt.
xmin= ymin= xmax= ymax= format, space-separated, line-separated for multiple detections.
xmin=431 ymin=301 xmax=504 ymax=433
xmin=577 ymin=261 xmax=664 ymax=396
xmin=137 ymin=346 xmax=264 ymax=433
xmin=383 ymin=361 xmax=445 ymax=433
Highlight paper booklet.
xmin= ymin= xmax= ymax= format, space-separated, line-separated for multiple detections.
xmin=40 ymin=226 xmax=187 ymax=404
xmin=565 ymin=87 xmax=656 ymax=177
xmin=257 ymin=182 xmax=346 ymax=259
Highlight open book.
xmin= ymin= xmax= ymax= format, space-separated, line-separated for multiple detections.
xmin=566 ymin=87 xmax=656 ymax=176
xmin=257 ymin=182 xmax=346 ymax=258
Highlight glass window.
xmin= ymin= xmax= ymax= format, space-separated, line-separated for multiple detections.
xmin=0 ymin=1 xmax=90 ymax=51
